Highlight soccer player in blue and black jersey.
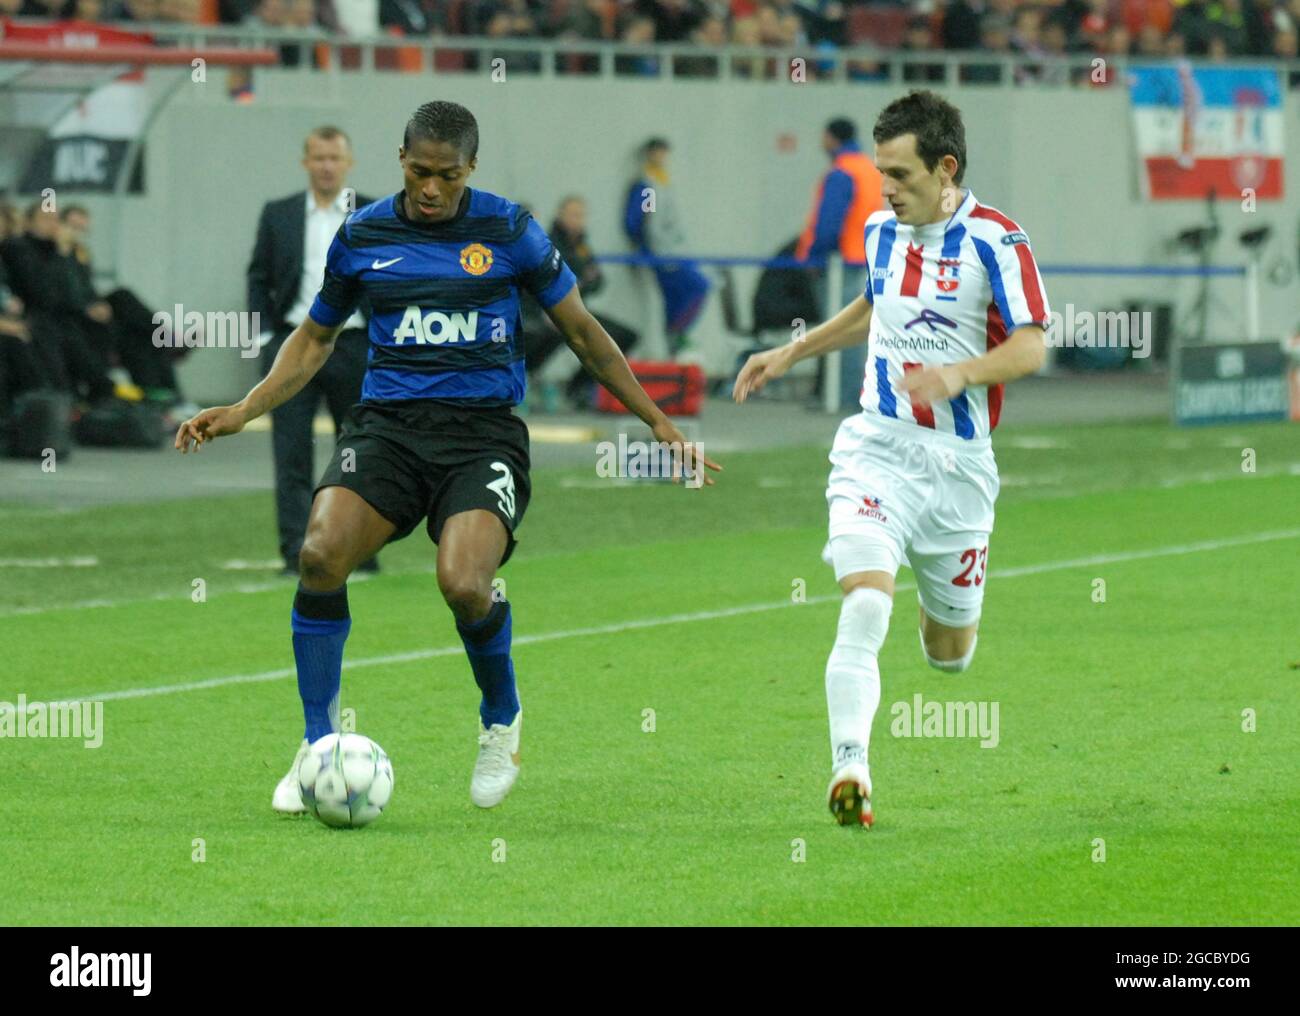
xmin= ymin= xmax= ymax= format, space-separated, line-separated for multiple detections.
xmin=176 ymin=101 xmax=720 ymax=812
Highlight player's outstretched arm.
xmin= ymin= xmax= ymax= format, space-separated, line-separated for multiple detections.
xmin=733 ymin=294 xmax=873 ymax=403
xmin=899 ymin=325 xmax=1047 ymax=408
xmin=544 ymin=287 xmax=722 ymax=485
xmin=174 ymin=317 xmax=342 ymax=453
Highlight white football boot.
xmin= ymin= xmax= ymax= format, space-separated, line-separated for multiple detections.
xmin=827 ymin=750 xmax=874 ymax=828
xmin=470 ymin=709 xmax=521 ymax=808
xmin=272 ymin=738 xmax=310 ymax=814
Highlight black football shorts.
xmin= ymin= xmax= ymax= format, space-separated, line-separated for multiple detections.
xmin=315 ymin=399 xmax=531 ymax=564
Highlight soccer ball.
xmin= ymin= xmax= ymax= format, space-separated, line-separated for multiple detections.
xmin=298 ymin=733 xmax=394 ymax=828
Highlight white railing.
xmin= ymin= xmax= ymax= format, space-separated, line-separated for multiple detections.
xmin=13 ymin=19 xmax=1293 ymax=87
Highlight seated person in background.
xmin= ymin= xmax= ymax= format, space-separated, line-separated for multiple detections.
xmin=16 ymin=0 xmax=70 ymax=18
xmin=118 ymin=0 xmax=161 ymax=20
xmin=69 ymin=0 xmax=111 ymax=20
xmin=0 ymin=260 xmax=31 ymax=348
xmin=61 ymin=205 xmax=197 ymax=414
xmin=480 ymin=1 xmax=544 ymax=74
xmin=523 ymin=196 xmax=640 ymax=409
xmin=218 ymin=0 xmax=255 ymax=22
xmin=0 ymin=200 xmax=18 ymax=242
xmin=614 ymin=15 xmax=661 ymax=77
xmin=0 ymin=258 xmax=45 ymax=438
xmin=0 ymin=203 xmax=118 ymax=406
xmin=246 ymin=0 xmax=324 ymax=68
xmin=161 ymin=0 xmax=208 ymax=22
xmin=378 ymin=0 xmax=447 ymax=36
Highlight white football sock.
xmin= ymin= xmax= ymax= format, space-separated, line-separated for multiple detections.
xmin=825 ymin=586 xmax=893 ymax=768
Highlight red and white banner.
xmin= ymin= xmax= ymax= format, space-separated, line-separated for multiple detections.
xmin=1128 ymin=63 xmax=1284 ymax=201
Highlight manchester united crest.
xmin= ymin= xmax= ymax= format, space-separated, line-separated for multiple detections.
xmin=459 ymin=243 xmax=493 ymax=276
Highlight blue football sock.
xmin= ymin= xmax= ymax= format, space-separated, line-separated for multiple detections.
xmin=456 ymin=599 xmax=519 ymax=729
xmin=291 ymin=583 xmax=350 ymax=743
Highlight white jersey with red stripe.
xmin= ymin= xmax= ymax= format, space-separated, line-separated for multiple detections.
xmin=858 ymin=189 xmax=1051 ymax=445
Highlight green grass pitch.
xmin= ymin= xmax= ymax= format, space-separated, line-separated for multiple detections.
xmin=1 ymin=418 xmax=1297 ymax=925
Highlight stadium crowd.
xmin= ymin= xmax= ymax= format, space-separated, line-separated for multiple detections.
xmin=0 ymin=1 xmax=1297 ymax=62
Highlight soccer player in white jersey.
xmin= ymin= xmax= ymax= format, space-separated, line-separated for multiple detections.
xmin=734 ymin=90 xmax=1050 ymax=827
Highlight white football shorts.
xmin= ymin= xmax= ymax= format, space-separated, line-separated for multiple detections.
xmin=823 ymin=412 xmax=1000 ymax=628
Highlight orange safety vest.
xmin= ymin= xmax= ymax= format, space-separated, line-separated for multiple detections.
xmin=796 ymin=148 xmax=884 ymax=264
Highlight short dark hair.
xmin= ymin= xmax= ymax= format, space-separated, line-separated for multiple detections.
xmin=873 ymin=90 xmax=967 ymax=185
xmin=643 ymin=137 xmax=670 ymax=157
xmin=404 ymin=101 xmax=478 ymax=162
xmin=826 ymin=118 xmax=856 ymax=144
xmin=304 ymin=125 xmax=351 ymax=153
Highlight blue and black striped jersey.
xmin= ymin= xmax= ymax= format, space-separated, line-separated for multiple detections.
xmin=308 ymin=187 xmax=577 ymax=406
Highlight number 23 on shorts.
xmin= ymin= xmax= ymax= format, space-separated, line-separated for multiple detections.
xmin=952 ymin=546 xmax=988 ymax=587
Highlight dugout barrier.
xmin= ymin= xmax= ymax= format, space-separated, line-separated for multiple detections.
xmin=598 ymin=252 xmax=1257 ymax=412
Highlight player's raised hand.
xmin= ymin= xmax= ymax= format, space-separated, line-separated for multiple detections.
xmin=652 ymin=419 xmax=723 ymax=487
xmin=899 ymin=364 xmax=967 ymax=408
xmin=174 ymin=404 xmax=248 ymax=454
xmin=733 ymin=346 xmax=793 ymax=404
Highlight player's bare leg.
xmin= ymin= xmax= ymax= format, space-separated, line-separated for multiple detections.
xmin=438 ymin=509 xmax=523 ymax=808
xmin=436 ymin=509 xmax=508 ymax=625
xmin=826 ymin=569 xmax=894 ymax=828
xmin=274 ymin=486 xmax=395 ymax=813
xmin=918 ymin=605 xmax=979 ymax=673
xmin=300 ymin=485 xmax=397 ymax=588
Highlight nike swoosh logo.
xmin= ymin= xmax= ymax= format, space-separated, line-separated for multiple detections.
xmin=371 ymin=257 xmax=403 ymax=270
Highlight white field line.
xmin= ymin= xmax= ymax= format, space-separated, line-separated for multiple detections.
xmin=1005 ymin=463 xmax=1299 ymax=503
xmin=7 ymin=527 xmax=1298 ymax=716
xmin=4 ymin=459 xmax=1295 ymax=619
xmin=0 ymin=557 xmax=98 ymax=568
xmin=1001 ymin=436 xmax=1070 ymax=449
xmin=0 ymin=572 xmax=374 ymax=618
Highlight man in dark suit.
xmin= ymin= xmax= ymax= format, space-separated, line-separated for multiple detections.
xmin=247 ymin=125 xmax=377 ymax=575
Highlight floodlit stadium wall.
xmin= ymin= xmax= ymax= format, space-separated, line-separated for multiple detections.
xmin=16 ymin=69 xmax=1298 ymax=404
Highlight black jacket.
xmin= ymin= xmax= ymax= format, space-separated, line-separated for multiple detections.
xmin=0 ymin=235 xmax=93 ymax=317
xmin=246 ymin=190 xmax=375 ymax=332
xmin=551 ymin=222 xmax=603 ymax=299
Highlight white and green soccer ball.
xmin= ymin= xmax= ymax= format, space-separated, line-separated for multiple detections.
xmin=298 ymin=733 xmax=394 ymax=828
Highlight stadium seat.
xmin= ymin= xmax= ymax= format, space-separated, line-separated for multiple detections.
xmin=848 ymin=5 xmax=911 ymax=49
xmin=434 ymin=49 xmax=467 ymax=72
